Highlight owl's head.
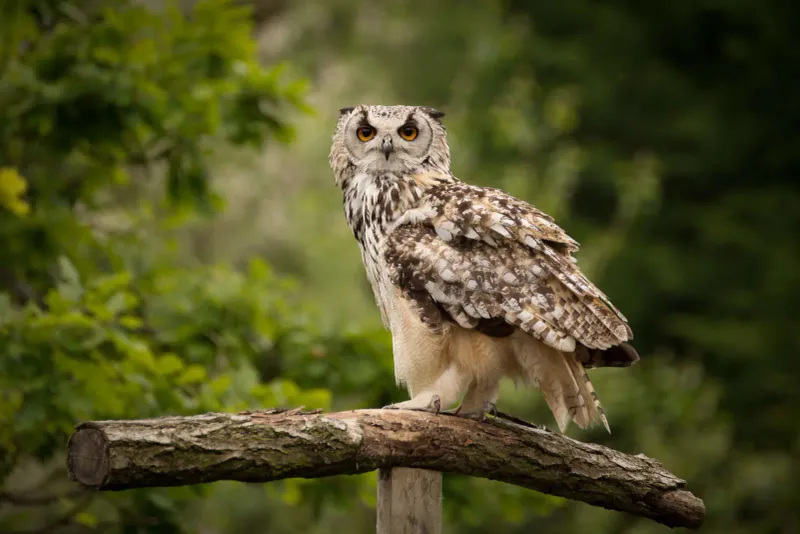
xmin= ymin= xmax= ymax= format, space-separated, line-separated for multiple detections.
xmin=329 ymin=105 xmax=450 ymax=185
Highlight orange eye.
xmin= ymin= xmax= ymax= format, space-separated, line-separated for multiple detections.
xmin=357 ymin=126 xmax=375 ymax=142
xmin=399 ymin=125 xmax=418 ymax=141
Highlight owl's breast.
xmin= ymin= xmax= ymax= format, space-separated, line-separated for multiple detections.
xmin=343 ymin=172 xmax=426 ymax=239
xmin=342 ymin=170 xmax=433 ymax=328
xmin=359 ymin=236 xmax=396 ymax=330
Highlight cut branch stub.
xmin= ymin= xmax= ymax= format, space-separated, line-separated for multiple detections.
xmin=67 ymin=408 xmax=705 ymax=529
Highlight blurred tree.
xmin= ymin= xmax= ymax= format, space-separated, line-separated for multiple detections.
xmin=0 ymin=1 xmax=329 ymax=532
xmin=499 ymin=2 xmax=800 ymax=532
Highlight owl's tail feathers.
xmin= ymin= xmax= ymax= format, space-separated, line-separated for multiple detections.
xmin=566 ymin=348 xmax=610 ymax=433
xmin=513 ymin=335 xmax=610 ymax=433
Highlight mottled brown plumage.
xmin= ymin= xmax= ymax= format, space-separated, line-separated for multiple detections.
xmin=329 ymin=105 xmax=639 ymax=433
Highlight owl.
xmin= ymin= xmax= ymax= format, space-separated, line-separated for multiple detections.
xmin=329 ymin=104 xmax=639 ymax=433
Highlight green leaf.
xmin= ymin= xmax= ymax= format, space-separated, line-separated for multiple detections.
xmin=157 ymin=353 xmax=184 ymax=376
xmin=74 ymin=512 xmax=98 ymax=528
xmin=0 ymin=168 xmax=30 ymax=216
xmin=57 ymin=256 xmax=82 ymax=290
xmin=176 ymin=364 xmax=207 ymax=385
xmin=104 ymin=292 xmax=126 ymax=315
xmin=0 ymin=293 xmax=11 ymax=317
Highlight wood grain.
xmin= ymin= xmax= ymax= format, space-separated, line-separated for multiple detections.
xmin=377 ymin=468 xmax=442 ymax=534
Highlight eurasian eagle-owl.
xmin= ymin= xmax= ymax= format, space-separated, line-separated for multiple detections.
xmin=329 ymin=104 xmax=639 ymax=432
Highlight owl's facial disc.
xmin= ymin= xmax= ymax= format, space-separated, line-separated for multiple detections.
xmin=345 ymin=109 xmax=434 ymax=172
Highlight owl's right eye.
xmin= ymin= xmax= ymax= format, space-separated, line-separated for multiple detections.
xmin=357 ymin=126 xmax=375 ymax=142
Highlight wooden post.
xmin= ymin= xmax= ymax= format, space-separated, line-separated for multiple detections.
xmin=377 ymin=467 xmax=442 ymax=534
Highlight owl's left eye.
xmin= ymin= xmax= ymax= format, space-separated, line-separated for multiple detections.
xmin=399 ymin=125 xmax=418 ymax=141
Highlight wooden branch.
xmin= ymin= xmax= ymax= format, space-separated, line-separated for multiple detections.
xmin=67 ymin=408 xmax=705 ymax=529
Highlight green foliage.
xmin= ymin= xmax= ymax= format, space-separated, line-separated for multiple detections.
xmin=0 ymin=0 xmax=307 ymax=297
xmin=0 ymin=257 xmax=329 ymax=455
xmin=0 ymin=168 xmax=30 ymax=216
xmin=0 ymin=254 xmax=334 ymax=496
xmin=0 ymin=1 xmax=323 ymax=532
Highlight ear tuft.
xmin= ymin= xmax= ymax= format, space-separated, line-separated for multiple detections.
xmin=339 ymin=107 xmax=355 ymax=115
xmin=421 ymin=107 xmax=445 ymax=120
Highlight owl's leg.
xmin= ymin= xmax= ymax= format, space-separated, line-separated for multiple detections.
xmin=383 ymin=364 xmax=469 ymax=413
xmin=448 ymin=380 xmax=499 ymax=421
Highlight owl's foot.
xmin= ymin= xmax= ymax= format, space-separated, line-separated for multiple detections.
xmin=382 ymin=394 xmax=441 ymax=414
xmin=382 ymin=365 xmax=470 ymax=414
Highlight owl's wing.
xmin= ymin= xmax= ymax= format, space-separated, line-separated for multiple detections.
xmin=385 ymin=179 xmax=635 ymax=359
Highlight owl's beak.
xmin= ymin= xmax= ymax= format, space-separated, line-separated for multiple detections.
xmin=381 ymin=138 xmax=393 ymax=160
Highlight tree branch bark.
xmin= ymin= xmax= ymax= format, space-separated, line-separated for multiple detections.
xmin=66 ymin=408 xmax=704 ymax=529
